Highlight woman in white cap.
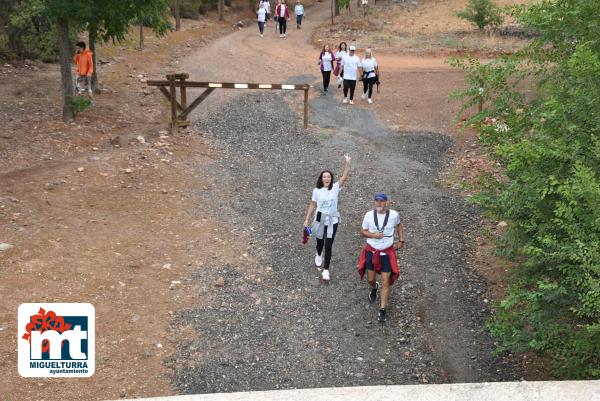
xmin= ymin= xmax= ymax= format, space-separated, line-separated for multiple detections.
xmin=360 ymin=48 xmax=379 ymax=104
xmin=340 ymin=45 xmax=361 ymax=105
xmin=303 ymin=154 xmax=351 ymax=282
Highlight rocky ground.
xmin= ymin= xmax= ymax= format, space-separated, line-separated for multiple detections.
xmin=168 ymin=91 xmax=516 ymax=394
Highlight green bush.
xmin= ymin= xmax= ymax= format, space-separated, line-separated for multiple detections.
xmin=69 ymin=96 xmax=92 ymax=115
xmin=0 ymin=0 xmax=75 ymax=62
xmin=449 ymin=0 xmax=600 ymax=379
xmin=457 ymin=0 xmax=504 ymax=31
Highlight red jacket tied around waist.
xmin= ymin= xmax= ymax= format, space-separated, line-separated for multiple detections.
xmin=358 ymin=243 xmax=400 ymax=285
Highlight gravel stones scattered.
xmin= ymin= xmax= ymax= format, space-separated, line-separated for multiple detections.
xmin=169 ymin=92 xmax=516 ymax=394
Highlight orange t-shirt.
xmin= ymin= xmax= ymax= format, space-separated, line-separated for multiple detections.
xmin=73 ymin=50 xmax=94 ymax=76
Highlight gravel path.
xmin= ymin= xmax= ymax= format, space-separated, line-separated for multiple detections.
xmin=168 ymin=91 xmax=516 ymax=394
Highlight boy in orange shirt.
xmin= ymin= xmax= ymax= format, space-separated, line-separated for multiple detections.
xmin=73 ymin=41 xmax=94 ymax=98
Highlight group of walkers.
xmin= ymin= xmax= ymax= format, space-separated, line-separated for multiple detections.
xmin=256 ymin=0 xmax=305 ymax=38
xmin=256 ymin=2 xmax=380 ymax=105
xmin=318 ymin=42 xmax=380 ymax=104
xmin=303 ymin=156 xmax=404 ymax=323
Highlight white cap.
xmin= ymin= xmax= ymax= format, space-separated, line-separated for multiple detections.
xmin=349 ymin=45 xmax=356 ymax=51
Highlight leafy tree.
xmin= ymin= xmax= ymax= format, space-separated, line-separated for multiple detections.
xmin=456 ymin=0 xmax=504 ymax=31
xmin=449 ymin=0 xmax=600 ymax=379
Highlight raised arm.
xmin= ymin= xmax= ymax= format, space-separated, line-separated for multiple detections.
xmin=338 ymin=154 xmax=351 ymax=188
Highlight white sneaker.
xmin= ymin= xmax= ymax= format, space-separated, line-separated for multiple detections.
xmin=284 ymin=33 xmax=287 ymax=37
xmin=322 ymin=269 xmax=330 ymax=281
xmin=368 ymin=98 xmax=373 ymax=104
xmin=361 ymin=93 xmax=367 ymax=100
xmin=280 ymin=34 xmax=283 ymax=38
xmin=342 ymin=98 xmax=348 ymax=104
xmin=315 ymin=252 xmax=323 ymax=267
xmin=260 ymin=34 xmax=263 ymax=37
xmin=349 ymin=100 xmax=354 ymax=105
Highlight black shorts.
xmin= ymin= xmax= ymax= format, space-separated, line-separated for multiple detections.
xmin=365 ymin=251 xmax=392 ymax=273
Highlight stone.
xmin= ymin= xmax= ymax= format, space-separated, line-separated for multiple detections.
xmin=110 ymin=136 xmax=122 ymax=147
xmin=215 ymin=276 xmax=225 ymax=287
xmin=0 ymin=243 xmax=14 ymax=251
xmin=77 ymin=167 xmax=85 ymax=172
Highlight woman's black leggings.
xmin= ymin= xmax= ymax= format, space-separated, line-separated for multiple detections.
xmin=362 ymin=76 xmax=377 ymax=98
xmin=316 ymin=223 xmax=338 ymax=270
xmin=278 ymin=18 xmax=287 ymax=34
xmin=322 ymin=70 xmax=331 ymax=91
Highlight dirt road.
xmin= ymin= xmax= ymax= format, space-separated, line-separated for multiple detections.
xmin=169 ymin=0 xmax=516 ymax=391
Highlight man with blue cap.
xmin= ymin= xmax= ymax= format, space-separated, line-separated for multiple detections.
xmin=358 ymin=192 xmax=404 ymax=322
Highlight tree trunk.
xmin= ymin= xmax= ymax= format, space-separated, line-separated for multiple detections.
xmin=175 ymin=0 xmax=181 ymax=31
xmin=139 ymin=23 xmax=144 ymax=49
xmin=89 ymin=25 xmax=98 ymax=93
xmin=331 ymin=0 xmax=334 ymax=24
xmin=57 ymin=18 xmax=74 ymax=122
xmin=218 ymin=0 xmax=224 ymax=21
xmin=335 ymin=0 xmax=340 ymax=16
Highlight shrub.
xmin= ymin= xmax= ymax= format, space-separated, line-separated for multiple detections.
xmin=449 ymin=0 xmax=600 ymax=379
xmin=69 ymin=96 xmax=92 ymax=115
xmin=457 ymin=0 xmax=504 ymax=31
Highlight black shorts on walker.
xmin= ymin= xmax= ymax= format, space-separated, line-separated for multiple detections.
xmin=364 ymin=251 xmax=392 ymax=273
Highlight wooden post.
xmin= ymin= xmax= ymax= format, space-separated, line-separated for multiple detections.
xmin=303 ymin=88 xmax=308 ymax=129
xmin=169 ymin=75 xmax=177 ymax=133
xmin=179 ymin=76 xmax=188 ymax=126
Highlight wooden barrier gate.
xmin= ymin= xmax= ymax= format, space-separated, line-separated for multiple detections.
xmin=147 ymin=73 xmax=310 ymax=132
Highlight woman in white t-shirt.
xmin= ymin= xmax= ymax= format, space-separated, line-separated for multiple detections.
xmin=334 ymin=42 xmax=348 ymax=88
xmin=257 ymin=5 xmax=267 ymax=37
xmin=359 ymin=48 xmax=379 ymax=104
xmin=318 ymin=44 xmax=335 ymax=93
xmin=303 ymin=154 xmax=351 ymax=282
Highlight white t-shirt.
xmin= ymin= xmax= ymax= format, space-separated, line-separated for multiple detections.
xmin=362 ymin=209 xmax=401 ymax=250
xmin=321 ymin=52 xmax=333 ymax=72
xmin=341 ymin=54 xmax=361 ymax=80
xmin=335 ymin=50 xmax=347 ymax=61
xmin=295 ymin=4 xmax=304 ymax=15
xmin=279 ymin=4 xmax=287 ymax=18
xmin=312 ymin=181 xmax=341 ymax=225
xmin=361 ymin=57 xmax=377 ymax=78
xmin=257 ymin=8 xmax=266 ymax=22
xmin=263 ymin=1 xmax=270 ymax=13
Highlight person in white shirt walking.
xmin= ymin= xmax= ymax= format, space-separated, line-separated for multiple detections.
xmin=263 ymin=0 xmax=271 ymax=23
xmin=318 ymin=44 xmax=335 ymax=93
xmin=303 ymin=154 xmax=351 ymax=282
xmin=294 ymin=0 xmax=305 ymax=29
xmin=341 ymin=45 xmax=360 ymax=104
xmin=359 ymin=48 xmax=379 ymax=103
xmin=358 ymin=192 xmax=404 ymax=322
xmin=257 ymin=4 xmax=267 ymax=37
xmin=334 ymin=42 xmax=348 ymax=88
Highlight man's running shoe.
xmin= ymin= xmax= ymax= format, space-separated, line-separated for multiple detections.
xmin=378 ymin=308 xmax=386 ymax=322
xmin=369 ymin=282 xmax=379 ymax=303
xmin=322 ymin=269 xmax=330 ymax=281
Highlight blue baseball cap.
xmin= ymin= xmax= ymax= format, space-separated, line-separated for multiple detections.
xmin=374 ymin=192 xmax=388 ymax=201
